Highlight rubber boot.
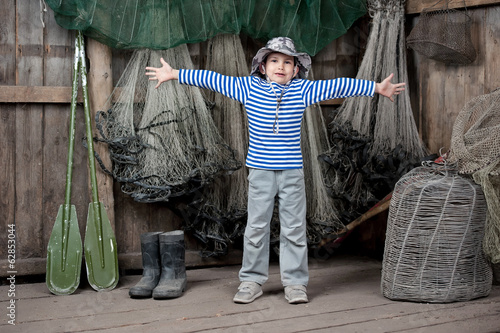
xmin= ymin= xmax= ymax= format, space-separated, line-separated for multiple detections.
xmin=153 ymin=230 xmax=187 ymax=299
xmin=129 ymin=232 xmax=162 ymax=298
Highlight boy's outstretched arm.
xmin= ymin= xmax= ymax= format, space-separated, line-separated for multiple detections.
xmin=145 ymin=57 xmax=179 ymax=89
xmin=375 ymin=73 xmax=405 ymax=102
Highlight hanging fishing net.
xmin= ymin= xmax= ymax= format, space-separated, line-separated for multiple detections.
xmin=381 ymin=163 xmax=492 ymax=303
xmin=447 ymin=88 xmax=500 ymax=265
xmin=176 ymin=34 xmax=250 ymax=257
xmin=406 ymin=0 xmax=476 ymax=65
xmin=46 ymin=0 xmax=367 ymax=56
xmin=319 ymin=0 xmax=428 ymax=224
xmin=95 ymin=45 xmax=241 ymax=203
xmin=301 ymin=71 xmax=345 ymax=245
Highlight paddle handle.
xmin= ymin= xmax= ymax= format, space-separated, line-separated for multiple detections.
xmin=60 ymin=32 xmax=83 ymax=268
xmin=78 ymin=31 xmax=105 ymax=266
xmin=63 ymin=34 xmax=81 ymax=210
xmin=78 ymin=31 xmax=100 ymax=206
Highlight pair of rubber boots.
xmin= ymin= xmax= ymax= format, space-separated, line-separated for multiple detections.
xmin=129 ymin=230 xmax=187 ymax=299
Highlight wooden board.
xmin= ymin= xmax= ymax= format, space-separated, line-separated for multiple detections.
xmin=0 ymin=86 xmax=345 ymax=106
xmin=87 ymin=38 xmax=115 ymax=228
xmin=0 ymin=0 xmax=17 ymax=261
xmin=0 ymin=86 xmax=83 ymax=103
xmin=406 ymin=0 xmax=500 ymax=14
xmin=485 ymin=6 xmax=500 ymax=90
xmin=15 ymin=0 xmax=45 ymax=259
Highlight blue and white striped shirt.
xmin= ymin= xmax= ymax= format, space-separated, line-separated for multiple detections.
xmin=179 ymin=69 xmax=375 ymax=170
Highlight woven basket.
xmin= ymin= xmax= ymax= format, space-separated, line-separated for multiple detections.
xmin=406 ymin=1 xmax=476 ymax=65
xmin=381 ymin=165 xmax=492 ymax=303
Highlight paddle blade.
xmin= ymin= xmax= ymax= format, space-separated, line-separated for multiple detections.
xmin=46 ymin=205 xmax=83 ymax=295
xmin=84 ymin=202 xmax=119 ymax=291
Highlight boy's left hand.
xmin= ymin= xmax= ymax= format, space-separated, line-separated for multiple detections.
xmin=375 ymin=73 xmax=405 ymax=102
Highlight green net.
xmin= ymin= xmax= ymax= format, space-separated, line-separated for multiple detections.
xmin=46 ymin=0 xmax=367 ymax=56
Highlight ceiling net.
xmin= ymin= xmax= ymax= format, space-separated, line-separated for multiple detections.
xmin=46 ymin=0 xmax=367 ymax=55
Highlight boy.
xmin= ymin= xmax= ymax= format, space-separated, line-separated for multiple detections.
xmin=146 ymin=36 xmax=404 ymax=304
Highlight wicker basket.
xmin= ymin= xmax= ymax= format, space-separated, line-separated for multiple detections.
xmin=381 ymin=165 xmax=492 ymax=303
xmin=406 ymin=1 xmax=476 ymax=65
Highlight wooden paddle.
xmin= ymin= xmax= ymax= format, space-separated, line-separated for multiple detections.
xmin=78 ymin=31 xmax=119 ymax=291
xmin=46 ymin=34 xmax=83 ymax=295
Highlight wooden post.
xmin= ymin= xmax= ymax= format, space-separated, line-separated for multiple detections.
xmin=86 ymin=38 xmax=115 ymax=228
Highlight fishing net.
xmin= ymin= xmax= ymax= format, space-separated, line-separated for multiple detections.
xmin=449 ymin=88 xmax=500 ymax=175
xmin=242 ymin=0 xmax=368 ymax=56
xmin=46 ymin=0 xmax=367 ymax=56
xmin=406 ymin=0 xmax=476 ymax=65
xmin=319 ymin=0 xmax=428 ymax=223
xmin=178 ymin=34 xmax=249 ymax=257
xmin=448 ymin=88 xmax=500 ymax=265
xmin=95 ymin=45 xmax=241 ymax=203
xmin=302 ymin=72 xmax=345 ymax=245
xmin=381 ymin=163 xmax=492 ymax=303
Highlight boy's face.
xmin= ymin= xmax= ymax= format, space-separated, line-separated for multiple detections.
xmin=261 ymin=52 xmax=299 ymax=85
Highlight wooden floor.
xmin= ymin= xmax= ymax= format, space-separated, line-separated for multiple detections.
xmin=1 ymin=255 xmax=500 ymax=333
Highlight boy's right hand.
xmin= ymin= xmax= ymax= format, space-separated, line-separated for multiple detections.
xmin=145 ymin=57 xmax=179 ymax=89
xmin=374 ymin=73 xmax=405 ymax=102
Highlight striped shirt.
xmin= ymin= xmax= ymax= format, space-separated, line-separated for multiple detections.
xmin=179 ymin=69 xmax=375 ymax=170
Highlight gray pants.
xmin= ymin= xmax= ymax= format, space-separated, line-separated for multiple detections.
xmin=239 ymin=168 xmax=309 ymax=287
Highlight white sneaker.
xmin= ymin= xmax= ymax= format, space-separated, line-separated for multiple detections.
xmin=233 ymin=282 xmax=263 ymax=304
xmin=284 ymin=285 xmax=308 ymax=304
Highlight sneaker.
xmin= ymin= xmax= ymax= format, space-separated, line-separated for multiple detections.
xmin=233 ymin=282 xmax=263 ymax=304
xmin=284 ymin=285 xmax=308 ymax=304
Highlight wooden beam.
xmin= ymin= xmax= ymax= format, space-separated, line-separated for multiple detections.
xmin=86 ymin=38 xmax=115 ymax=228
xmin=405 ymin=0 xmax=500 ymax=14
xmin=1 ymin=85 xmax=345 ymax=106
xmin=319 ymin=98 xmax=345 ymax=106
xmin=0 ymin=86 xmax=83 ymax=103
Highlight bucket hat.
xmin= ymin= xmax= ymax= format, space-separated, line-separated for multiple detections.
xmin=251 ymin=37 xmax=311 ymax=79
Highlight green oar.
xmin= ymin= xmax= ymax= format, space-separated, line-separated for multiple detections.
xmin=79 ymin=31 xmax=119 ymax=291
xmin=46 ymin=33 xmax=83 ymax=295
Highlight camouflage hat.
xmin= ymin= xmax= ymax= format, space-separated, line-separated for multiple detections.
xmin=251 ymin=37 xmax=312 ymax=79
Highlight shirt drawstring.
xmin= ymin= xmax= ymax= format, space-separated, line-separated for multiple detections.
xmin=267 ymin=76 xmax=290 ymax=134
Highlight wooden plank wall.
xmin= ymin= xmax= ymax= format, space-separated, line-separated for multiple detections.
xmin=0 ymin=3 xmax=215 ymax=277
xmin=1 ymin=1 xmax=499 ymax=277
xmin=407 ymin=5 xmax=500 ymax=154
xmin=0 ymin=3 xmax=359 ymax=277
xmin=0 ymin=2 xmax=89 ymax=276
